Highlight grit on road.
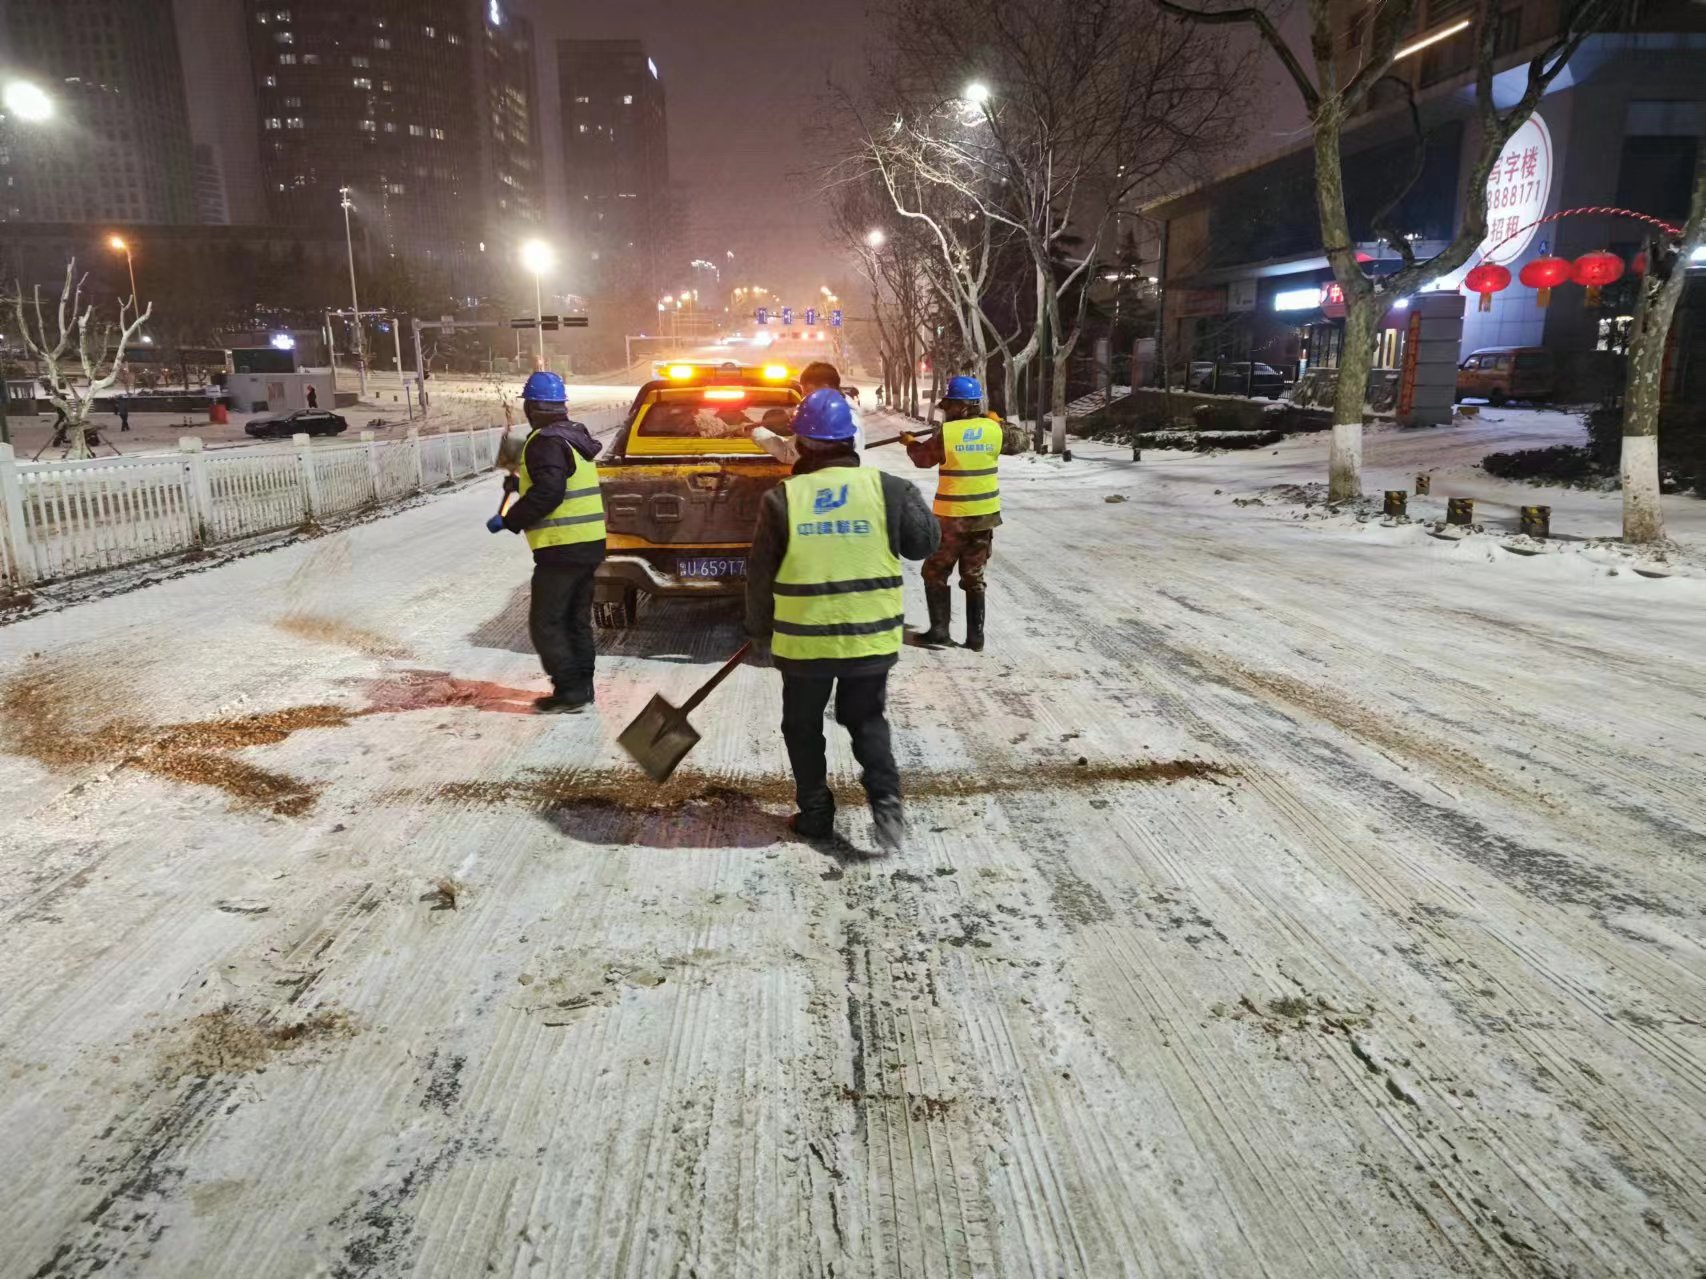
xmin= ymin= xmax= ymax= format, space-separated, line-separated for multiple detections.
xmin=1 ymin=411 xmax=1703 ymax=1277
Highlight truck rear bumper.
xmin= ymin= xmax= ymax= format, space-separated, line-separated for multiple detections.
xmin=595 ymin=554 xmax=744 ymax=599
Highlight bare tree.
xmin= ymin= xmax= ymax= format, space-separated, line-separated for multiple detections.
xmin=1619 ymin=150 xmax=1706 ymax=543
xmin=879 ymin=0 xmax=1247 ymax=449
xmin=7 ymin=261 xmax=153 ymax=459
xmin=1159 ymin=0 xmax=1609 ymax=499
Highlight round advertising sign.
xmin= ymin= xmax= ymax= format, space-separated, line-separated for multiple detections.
xmin=1476 ymin=113 xmax=1553 ymax=265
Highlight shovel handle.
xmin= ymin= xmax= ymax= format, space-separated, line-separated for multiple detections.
xmin=680 ymin=642 xmax=752 ymax=716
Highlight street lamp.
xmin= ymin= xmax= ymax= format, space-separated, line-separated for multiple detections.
xmin=520 ymin=238 xmax=555 ymax=371
xmin=2 ymin=80 xmax=54 ymax=123
xmin=963 ymin=81 xmax=991 ymax=107
xmin=865 ymin=228 xmax=886 ymax=249
xmin=338 ymin=186 xmax=367 ymax=397
xmin=108 ymin=236 xmax=138 ymax=310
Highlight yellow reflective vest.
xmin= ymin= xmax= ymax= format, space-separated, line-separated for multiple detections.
xmin=518 ymin=429 xmax=606 ymax=550
xmin=934 ymin=417 xmax=1002 ymax=518
xmin=773 ymin=467 xmax=903 ymax=663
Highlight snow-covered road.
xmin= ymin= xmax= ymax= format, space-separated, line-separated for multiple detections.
xmin=1 ymin=413 xmax=1703 ymax=1277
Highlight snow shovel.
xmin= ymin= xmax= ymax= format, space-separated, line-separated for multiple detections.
xmin=618 ymin=642 xmax=752 ymax=783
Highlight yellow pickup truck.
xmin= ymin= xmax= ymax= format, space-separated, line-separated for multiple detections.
xmin=593 ymin=361 xmax=801 ymax=629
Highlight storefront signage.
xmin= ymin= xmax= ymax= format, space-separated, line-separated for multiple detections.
xmin=1176 ymin=286 xmax=1226 ymax=318
xmin=1477 ymin=113 xmax=1553 ymax=265
xmin=1273 ymin=287 xmax=1319 ymax=312
xmin=1228 ymin=278 xmax=1258 ymax=313
xmin=1320 ymin=281 xmax=1346 ymax=320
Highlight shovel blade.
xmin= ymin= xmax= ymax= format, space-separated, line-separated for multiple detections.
xmin=617 ymin=693 xmax=701 ymax=783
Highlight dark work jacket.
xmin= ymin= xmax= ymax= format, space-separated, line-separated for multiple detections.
xmin=500 ymin=414 xmax=607 ymax=570
xmin=746 ymin=444 xmax=940 ymax=679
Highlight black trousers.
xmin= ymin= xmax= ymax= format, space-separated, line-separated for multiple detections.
xmin=780 ymin=672 xmax=899 ymax=815
xmin=528 ymin=563 xmax=597 ymax=700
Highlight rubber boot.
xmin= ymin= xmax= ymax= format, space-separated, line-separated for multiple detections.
xmin=963 ymin=591 xmax=986 ymax=652
xmin=914 ymin=584 xmax=954 ymax=647
xmin=870 ymin=795 xmax=905 ymax=853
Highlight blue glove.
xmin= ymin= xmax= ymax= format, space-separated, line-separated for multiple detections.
xmin=486 ymin=514 xmax=506 ymax=534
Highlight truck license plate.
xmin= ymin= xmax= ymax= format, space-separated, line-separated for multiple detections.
xmin=680 ymin=556 xmax=745 ymax=580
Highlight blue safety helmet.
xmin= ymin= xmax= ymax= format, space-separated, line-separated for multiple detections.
xmin=521 ymin=370 xmax=567 ymax=403
xmin=792 ymin=386 xmax=857 ymax=441
xmin=942 ymin=375 xmax=983 ymax=402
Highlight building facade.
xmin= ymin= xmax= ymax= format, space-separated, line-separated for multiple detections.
xmin=0 ymin=0 xmax=197 ymax=225
xmin=1146 ymin=1 xmax=1704 ymax=398
xmin=557 ymin=38 xmax=672 ymax=300
xmin=243 ymin=0 xmax=542 ymax=295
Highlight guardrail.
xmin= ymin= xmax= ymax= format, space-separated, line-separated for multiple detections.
xmin=0 ymin=425 xmax=508 ymax=590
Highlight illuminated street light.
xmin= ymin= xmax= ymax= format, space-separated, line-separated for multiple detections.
xmin=108 ymin=235 xmax=139 ymax=308
xmin=865 ymin=229 xmax=886 ymax=249
xmin=963 ymin=81 xmax=991 ymax=107
xmin=520 ymin=239 xmax=555 ymax=371
xmin=2 ymin=80 xmax=53 ymax=123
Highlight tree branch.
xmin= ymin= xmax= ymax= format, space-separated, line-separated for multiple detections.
xmin=1156 ymin=0 xmax=1321 ymax=112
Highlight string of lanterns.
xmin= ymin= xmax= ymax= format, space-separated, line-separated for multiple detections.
xmin=1462 ymin=206 xmax=1683 ymax=312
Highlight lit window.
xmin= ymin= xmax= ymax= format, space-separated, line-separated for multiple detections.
xmin=381 ymin=80 xmax=392 ymax=92
xmin=358 ymin=119 xmax=375 ymax=131
xmin=374 ymin=37 xmax=391 ymax=49
xmin=574 ymin=95 xmax=589 ymax=104
xmin=351 ymin=55 xmax=369 ymax=67
xmin=429 ymin=127 xmax=445 ymax=140
xmin=383 ymin=122 xmax=396 ymax=132
xmin=353 ymin=77 xmax=371 ymax=88
xmin=388 ymin=183 xmax=405 ymax=194
xmin=277 ymin=53 xmax=296 ymax=64
xmin=302 ymin=54 xmax=319 ymax=64
xmin=275 ymin=8 xmax=291 ymax=19
xmin=257 ymin=12 xmax=270 ymax=22
xmin=578 ymin=124 xmax=588 ymax=133
xmin=264 ymin=74 xmax=277 ymax=86
xmin=623 ymin=94 xmax=633 ymax=105
xmin=286 ymin=116 xmax=304 ymax=128
xmin=423 ymin=25 xmax=436 ymax=37
xmin=408 ymin=124 xmax=425 ymax=136
xmin=264 ymin=117 xmax=282 ymax=129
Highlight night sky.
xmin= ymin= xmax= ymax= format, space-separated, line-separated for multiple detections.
xmin=537 ymin=0 xmax=876 ymax=305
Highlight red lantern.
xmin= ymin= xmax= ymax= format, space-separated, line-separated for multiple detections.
xmin=1632 ymin=250 xmax=1647 ymax=276
xmin=1464 ymin=262 xmax=1512 ymax=313
xmin=1571 ymin=251 xmax=1624 ymax=307
xmin=1518 ymin=255 xmax=1571 ymax=308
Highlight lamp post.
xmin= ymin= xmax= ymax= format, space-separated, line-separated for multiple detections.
xmin=108 ymin=236 xmax=139 ymax=311
xmin=520 ymin=239 xmax=554 ymax=372
xmin=338 ymin=186 xmax=367 ymax=397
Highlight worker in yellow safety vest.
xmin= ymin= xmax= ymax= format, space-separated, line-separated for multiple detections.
xmin=746 ymin=388 xmax=939 ymax=851
xmin=903 ymin=375 xmax=1022 ymax=651
xmin=486 ymin=371 xmax=607 ymax=714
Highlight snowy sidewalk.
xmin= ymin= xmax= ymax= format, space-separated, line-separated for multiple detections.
xmin=0 ymin=419 xmax=1703 ymax=1276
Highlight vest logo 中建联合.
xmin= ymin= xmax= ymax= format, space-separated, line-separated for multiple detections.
xmin=813 ymin=485 xmax=849 ymax=514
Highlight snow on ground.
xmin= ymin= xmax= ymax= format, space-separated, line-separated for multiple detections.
xmin=0 ymin=408 xmax=1703 ymax=1276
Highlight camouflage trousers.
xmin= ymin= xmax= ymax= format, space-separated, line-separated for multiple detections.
xmin=921 ymin=525 xmax=994 ymax=592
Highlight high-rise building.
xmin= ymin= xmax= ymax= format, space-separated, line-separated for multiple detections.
xmin=557 ymin=39 xmax=672 ymax=299
xmin=175 ymin=0 xmax=267 ymax=226
xmin=243 ymin=0 xmax=543 ymax=293
xmin=0 ymin=0 xmax=196 ymax=225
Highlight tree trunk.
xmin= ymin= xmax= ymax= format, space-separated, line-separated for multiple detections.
xmin=1328 ymin=301 xmax=1380 ymax=501
xmin=1619 ymin=157 xmax=1705 ymax=543
xmin=1051 ymin=349 xmax=1071 ymax=454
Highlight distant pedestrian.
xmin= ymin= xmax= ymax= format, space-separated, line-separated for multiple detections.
xmin=116 ymin=396 xmax=131 ymax=432
xmin=305 ymin=384 xmax=319 ymax=410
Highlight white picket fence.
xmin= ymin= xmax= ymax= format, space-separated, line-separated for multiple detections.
xmin=0 ymin=425 xmax=509 ymax=589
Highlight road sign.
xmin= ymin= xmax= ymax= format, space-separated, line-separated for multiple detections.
xmin=781 ymin=306 xmax=794 ymax=326
xmin=510 ymin=317 xmax=534 ymax=329
xmin=755 ymin=308 xmax=769 ymax=325
xmin=561 ymin=315 xmax=590 ymax=328
xmin=831 ymin=309 xmax=843 ymax=328
xmin=805 ymin=307 xmax=817 ymax=326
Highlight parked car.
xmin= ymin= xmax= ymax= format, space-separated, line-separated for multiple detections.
xmin=244 ymin=409 xmax=349 ymax=439
xmin=1455 ymin=347 xmax=1554 ymax=405
xmin=1187 ymin=361 xmax=1286 ymax=398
